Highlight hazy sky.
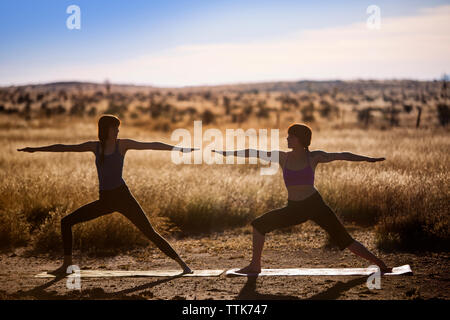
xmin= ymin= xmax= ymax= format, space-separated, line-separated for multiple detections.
xmin=1 ymin=0 xmax=450 ymax=87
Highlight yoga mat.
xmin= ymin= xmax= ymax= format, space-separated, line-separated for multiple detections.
xmin=35 ymin=269 xmax=224 ymax=278
xmin=225 ymin=265 xmax=413 ymax=277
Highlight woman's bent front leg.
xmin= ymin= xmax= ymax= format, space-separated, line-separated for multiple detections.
xmin=50 ymin=199 xmax=113 ymax=275
xmin=237 ymin=205 xmax=301 ymax=274
xmin=236 ymin=227 xmax=265 ymax=274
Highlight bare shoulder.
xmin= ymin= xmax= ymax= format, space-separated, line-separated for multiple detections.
xmin=280 ymin=150 xmax=288 ymax=157
xmin=309 ymin=150 xmax=327 ymax=165
xmin=118 ymin=138 xmax=129 ymax=147
xmin=86 ymin=140 xmax=99 ymax=153
xmin=310 ymin=150 xmax=326 ymax=158
xmin=120 ymin=138 xmax=140 ymax=146
xmin=277 ymin=150 xmax=289 ymax=167
xmin=118 ymin=138 xmax=132 ymax=155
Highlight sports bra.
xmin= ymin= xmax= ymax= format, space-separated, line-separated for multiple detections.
xmin=282 ymin=151 xmax=315 ymax=187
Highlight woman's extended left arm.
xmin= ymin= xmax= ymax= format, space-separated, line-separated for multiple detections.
xmin=314 ymin=150 xmax=385 ymax=163
xmin=212 ymin=149 xmax=285 ymax=162
xmin=17 ymin=141 xmax=96 ymax=153
xmin=122 ymin=139 xmax=196 ymax=152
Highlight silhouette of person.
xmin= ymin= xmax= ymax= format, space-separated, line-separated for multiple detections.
xmin=213 ymin=123 xmax=392 ymax=274
xmin=18 ymin=114 xmax=196 ymax=275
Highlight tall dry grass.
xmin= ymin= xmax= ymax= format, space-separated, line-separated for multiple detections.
xmin=0 ymin=117 xmax=448 ymax=253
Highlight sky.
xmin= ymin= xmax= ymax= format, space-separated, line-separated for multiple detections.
xmin=1 ymin=0 xmax=450 ymax=87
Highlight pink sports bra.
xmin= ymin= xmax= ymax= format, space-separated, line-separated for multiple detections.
xmin=283 ymin=152 xmax=315 ymax=187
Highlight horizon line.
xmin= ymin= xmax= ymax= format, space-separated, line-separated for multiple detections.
xmin=1 ymin=76 xmax=448 ymax=89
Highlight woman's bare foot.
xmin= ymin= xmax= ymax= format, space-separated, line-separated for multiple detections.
xmin=380 ymin=266 xmax=393 ymax=274
xmin=376 ymin=261 xmax=393 ymax=274
xmin=236 ymin=264 xmax=261 ymax=274
xmin=49 ymin=255 xmax=73 ymax=276
xmin=176 ymin=259 xmax=193 ymax=274
xmin=49 ymin=264 xmax=70 ymax=276
xmin=182 ymin=266 xmax=193 ymax=274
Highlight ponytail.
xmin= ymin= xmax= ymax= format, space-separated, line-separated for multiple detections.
xmin=99 ymin=138 xmax=106 ymax=165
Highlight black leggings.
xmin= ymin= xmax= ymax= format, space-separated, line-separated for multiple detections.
xmin=61 ymin=183 xmax=181 ymax=260
xmin=251 ymin=191 xmax=355 ymax=250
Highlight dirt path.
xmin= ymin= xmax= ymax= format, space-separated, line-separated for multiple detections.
xmin=0 ymin=226 xmax=448 ymax=300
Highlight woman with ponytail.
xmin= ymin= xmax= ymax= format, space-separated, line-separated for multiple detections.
xmin=213 ymin=123 xmax=392 ymax=274
xmin=18 ymin=114 xmax=194 ymax=274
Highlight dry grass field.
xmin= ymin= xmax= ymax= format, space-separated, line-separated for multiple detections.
xmin=0 ymin=80 xmax=448 ymax=299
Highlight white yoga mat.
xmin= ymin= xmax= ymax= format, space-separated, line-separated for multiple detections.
xmin=35 ymin=269 xmax=224 ymax=278
xmin=225 ymin=265 xmax=413 ymax=277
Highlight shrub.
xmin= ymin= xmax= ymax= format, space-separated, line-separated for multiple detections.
xmin=105 ymin=101 xmax=128 ymax=117
xmin=159 ymin=196 xmax=251 ymax=235
xmin=301 ymin=102 xmax=315 ymax=122
xmin=201 ymin=109 xmax=215 ymax=125
xmin=0 ymin=210 xmax=30 ymax=249
xmin=87 ymin=106 xmax=97 ymax=117
xmin=437 ymin=103 xmax=449 ymax=126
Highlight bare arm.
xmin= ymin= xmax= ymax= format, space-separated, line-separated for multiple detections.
xmin=314 ymin=150 xmax=385 ymax=164
xmin=123 ymin=139 xmax=196 ymax=152
xmin=212 ymin=149 xmax=285 ymax=163
xmin=17 ymin=141 xmax=96 ymax=153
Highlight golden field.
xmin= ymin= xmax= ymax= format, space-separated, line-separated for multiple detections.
xmin=0 ymin=80 xmax=448 ymax=255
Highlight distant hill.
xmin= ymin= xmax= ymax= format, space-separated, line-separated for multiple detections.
xmin=8 ymin=81 xmax=156 ymax=93
xmin=1 ymin=79 xmax=435 ymax=94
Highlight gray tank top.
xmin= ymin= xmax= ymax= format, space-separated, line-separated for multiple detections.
xmin=95 ymin=139 xmax=125 ymax=191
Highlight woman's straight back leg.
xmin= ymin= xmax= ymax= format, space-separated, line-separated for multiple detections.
xmin=309 ymin=195 xmax=355 ymax=251
xmin=116 ymin=188 xmax=182 ymax=261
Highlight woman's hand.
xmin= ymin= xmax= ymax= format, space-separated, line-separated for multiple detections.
xmin=211 ymin=149 xmax=234 ymax=155
xmin=367 ymin=157 xmax=385 ymax=162
xmin=17 ymin=147 xmax=36 ymax=153
xmin=174 ymin=147 xmax=199 ymax=153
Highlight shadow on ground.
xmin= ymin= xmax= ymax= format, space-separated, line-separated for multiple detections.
xmin=235 ymin=276 xmax=368 ymax=300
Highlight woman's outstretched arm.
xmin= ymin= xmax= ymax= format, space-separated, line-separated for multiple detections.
xmin=212 ymin=149 xmax=286 ymax=163
xmin=123 ymin=139 xmax=196 ymax=152
xmin=17 ymin=141 xmax=96 ymax=153
xmin=314 ymin=150 xmax=385 ymax=163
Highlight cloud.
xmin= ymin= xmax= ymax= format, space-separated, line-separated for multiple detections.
xmin=4 ymin=5 xmax=450 ymax=86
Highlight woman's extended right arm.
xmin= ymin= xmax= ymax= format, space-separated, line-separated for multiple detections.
xmin=17 ymin=141 xmax=97 ymax=153
xmin=213 ymin=149 xmax=286 ymax=163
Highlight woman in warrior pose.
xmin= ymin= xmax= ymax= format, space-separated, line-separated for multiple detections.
xmin=18 ymin=114 xmax=194 ymax=275
xmin=213 ymin=123 xmax=392 ymax=274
